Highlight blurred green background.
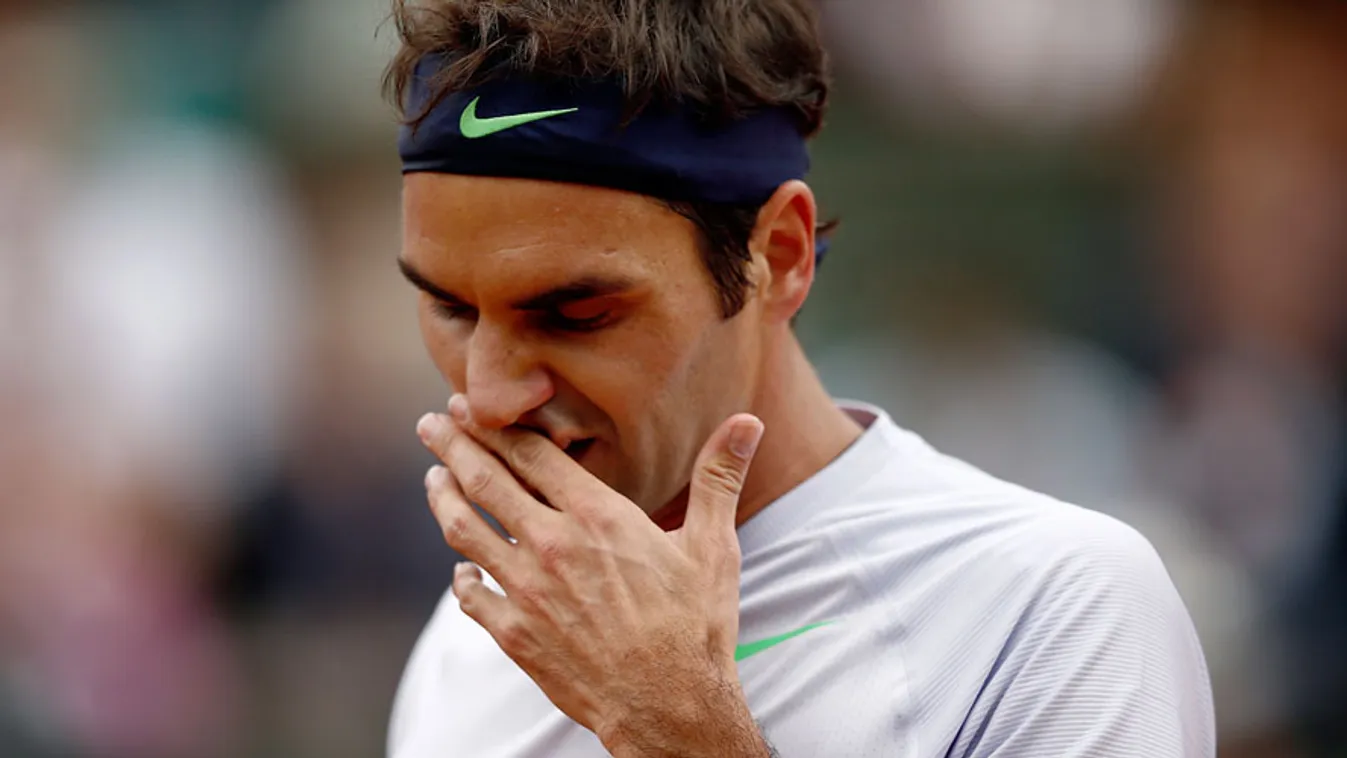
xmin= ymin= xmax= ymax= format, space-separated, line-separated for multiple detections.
xmin=2 ymin=1 xmax=1345 ymax=756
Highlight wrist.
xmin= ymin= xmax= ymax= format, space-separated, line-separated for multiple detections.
xmin=599 ymin=672 xmax=768 ymax=758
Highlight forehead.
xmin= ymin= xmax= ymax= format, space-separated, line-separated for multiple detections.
xmin=401 ymin=174 xmax=700 ymax=289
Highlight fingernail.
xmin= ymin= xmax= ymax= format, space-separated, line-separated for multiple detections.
xmin=425 ymin=465 xmax=448 ymax=490
xmin=448 ymin=394 xmax=469 ymax=423
xmin=417 ymin=413 xmax=442 ymax=442
xmin=729 ymin=418 xmax=765 ymax=460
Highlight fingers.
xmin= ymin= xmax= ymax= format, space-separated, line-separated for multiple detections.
xmin=419 ymin=413 xmax=557 ymax=540
xmin=452 ymin=561 xmax=515 ymax=639
xmin=448 ymin=395 xmax=603 ymax=514
xmin=426 ymin=465 xmax=517 ymax=578
xmin=683 ymin=414 xmax=764 ymax=552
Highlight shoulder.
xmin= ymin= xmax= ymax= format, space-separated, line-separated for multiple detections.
xmin=994 ymin=501 xmax=1189 ymax=642
xmin=834 ymin=420 xmax=1163 ymax=567
xmin=989 ymin=486 xmax=1174 ymax=594
xmin=876 ymin=440 xmax=1215 ymax=755
xmin=952 ymin=501 xmax=1216 ymax=756
xmin=827 ymin=418 xmax=1200 ymax=650
xmin=949 ymin=458 xmax=1188 ymax=627
xmin=855 ymin=417 xmax=1173 ymax=581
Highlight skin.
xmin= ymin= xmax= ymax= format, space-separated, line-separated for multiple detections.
xmin=402 ymin=173 xmax=862 ymax=757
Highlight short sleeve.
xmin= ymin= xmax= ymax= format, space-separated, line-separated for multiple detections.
xmin=952 ymin=517 xmax=1217 ymax=758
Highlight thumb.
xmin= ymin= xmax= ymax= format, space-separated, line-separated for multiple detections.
xmin=684 ymin=413 xmax=765 ymax=548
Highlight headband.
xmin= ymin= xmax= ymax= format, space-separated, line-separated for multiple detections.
xmin=398 ymin=57 xmax=830 ymax=262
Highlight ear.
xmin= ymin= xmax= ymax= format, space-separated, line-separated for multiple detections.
xmin=749 ymin=180 xmax=818 ymax=324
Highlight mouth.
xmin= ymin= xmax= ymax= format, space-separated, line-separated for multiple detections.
xmin=562 ymin=438 xmax=596 ymax=462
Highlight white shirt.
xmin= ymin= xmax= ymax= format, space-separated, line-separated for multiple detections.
xmin=389 ymin=402 xmax=1216 ymax=757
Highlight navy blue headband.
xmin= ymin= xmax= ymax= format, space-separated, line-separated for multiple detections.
xmin=399 ymin=58 xmax=830 ymax=262
xmin=399 ymin=59 xmax=810 ymax=206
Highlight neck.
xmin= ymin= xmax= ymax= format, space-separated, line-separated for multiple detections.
xmin=654 ymin=335 xmax=864 ymax=531
xmin=735 ymin=336 xmax=864 ymax=526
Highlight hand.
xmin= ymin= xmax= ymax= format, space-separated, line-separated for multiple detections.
xmin=417 ymin=395 xmax=768 ymax=757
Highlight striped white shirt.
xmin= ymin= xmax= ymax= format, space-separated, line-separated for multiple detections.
xmin=389 ymin=402 xmax=1216 ymax=757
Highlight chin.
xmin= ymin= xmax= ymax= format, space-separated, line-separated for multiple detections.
xmin=565 ymin=444 xmax=673 ymax=516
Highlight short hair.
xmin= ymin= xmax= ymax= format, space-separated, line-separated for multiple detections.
xmin=384 ymin=0 xmax=834 ymax=317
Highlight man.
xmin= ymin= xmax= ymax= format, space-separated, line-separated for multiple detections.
xmin=384 ymin=1 xmax=1216 ymax=756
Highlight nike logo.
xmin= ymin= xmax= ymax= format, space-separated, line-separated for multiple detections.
xmin=735 ymin=622 xmax=832 ymax=662
xmin=459 ymin=97 xmax=579 ymax=139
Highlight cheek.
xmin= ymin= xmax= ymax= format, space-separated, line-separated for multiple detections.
xmin=546 ymin=344 xmax=677 ymax=430
xmin=579 ymin=325 xmax=700 ymax=413
xmin=588 ymin=319 xmax=752 ymax=451
xmin=418 ymin=306 xmax=468 ymax=391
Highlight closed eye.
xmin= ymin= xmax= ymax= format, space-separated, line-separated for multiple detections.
xmin=535 ymin=310 xmax=613 ymax=334
xmin=399 ymin=258 xmax=629 ymax=335
xmin=534 ymin=299 xmax=616 ymax=333
xmin=431 ymin=299 xmax=478 ymax=323
xmin=431 ymin=299 xmax=610 ymax=334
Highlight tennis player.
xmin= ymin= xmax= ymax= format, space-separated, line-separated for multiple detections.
xmin=385 ymin=1 xmax=1216 ymax=756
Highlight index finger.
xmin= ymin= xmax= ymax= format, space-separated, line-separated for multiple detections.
xmin=417 ymin=412 xmax=558 ymax=539
xmin=449 ymin=395 xmax=607 ymax=514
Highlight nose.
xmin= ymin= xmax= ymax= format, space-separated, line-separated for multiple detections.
xmin=464 ymin=321 xmax=554 ymax=429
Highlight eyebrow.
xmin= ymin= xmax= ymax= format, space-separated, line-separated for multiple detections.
xmin=397 ymin=258 xmax=637 ymax=311
xmin=398 ymin=258 xmax=464 ymax=304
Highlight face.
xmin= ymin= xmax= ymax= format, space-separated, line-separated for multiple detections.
xmin=400 ymin=174 xmax=767 ymax=514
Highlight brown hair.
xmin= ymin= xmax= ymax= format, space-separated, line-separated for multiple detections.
xmin=383 ymin=0 xmax=834 ymax=316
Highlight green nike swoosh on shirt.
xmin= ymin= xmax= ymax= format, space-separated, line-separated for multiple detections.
xmin=459 ymin=97 xmax=579 ymax=139
xmin=735 ymin=622 xmax=833 ymax=662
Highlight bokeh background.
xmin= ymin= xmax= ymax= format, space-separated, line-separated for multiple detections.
xmin=1 ymin=0 xmax=1344 ymax=756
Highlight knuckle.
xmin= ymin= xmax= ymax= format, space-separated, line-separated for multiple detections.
xmin=511 ymin=578 xmax=548 ymax=610
xmin=509 ymin=438 xmax=547 ymax=473
xmin=698 ymin=459 xmax=746 ymax=496
xmin=577 ymin=504 xmax=619 ymax=535
xmin=454 ymin=580 xmax=480 ymax=611
xmin=441 ymin=512 xmax=473 ymax=548
xmin=531 ymin=535 xmax=570 ymax=573
xmin=494 ymin=618 xmax=529 ymax=655
xmin=461 ymin=464 xmax=496 ymax=500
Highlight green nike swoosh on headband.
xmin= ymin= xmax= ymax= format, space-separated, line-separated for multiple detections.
xmin=735 ymin=622 xmax=833 ymax=662
xmin=459 ymin=97 xmax=579 ymax=139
